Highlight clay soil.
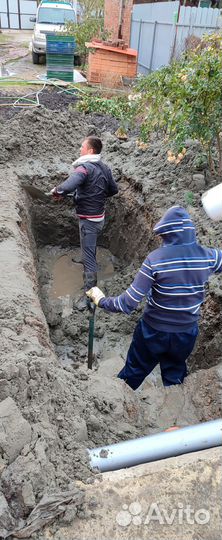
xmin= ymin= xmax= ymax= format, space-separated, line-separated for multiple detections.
xmin=0 ymin=88 xmax=222 ymax=539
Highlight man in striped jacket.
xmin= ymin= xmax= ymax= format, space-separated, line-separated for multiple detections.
xmin=52 ymin=136 xmax=118 ymax=309
xmin=86 ymin=206 xmax=222 ymax=389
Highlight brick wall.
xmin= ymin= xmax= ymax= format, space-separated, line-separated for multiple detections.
xmin=88 ymin=47 xmax=137 ymax=85
xmin=104 ymin=0 xmax=134 ymax=46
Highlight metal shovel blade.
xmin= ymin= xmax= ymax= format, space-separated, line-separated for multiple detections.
xmin=22 ymin=184 xmax=50 ymax=202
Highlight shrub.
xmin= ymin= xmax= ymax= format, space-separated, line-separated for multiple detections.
xmin=134 ymin=32 xmax=222 ymax=173
xmin=65 ymin=17 xmax=108 ymax=67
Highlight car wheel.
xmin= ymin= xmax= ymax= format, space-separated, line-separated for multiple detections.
xmin=32 ymin=50 xmax=40 ymax=64
xmin=74 ymin=54 xmax=81 ymax=67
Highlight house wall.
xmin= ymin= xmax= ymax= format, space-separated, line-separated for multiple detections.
xmin=104 ymin=0 xmax=134 ymax=45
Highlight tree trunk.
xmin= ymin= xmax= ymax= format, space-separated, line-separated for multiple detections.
xmin=208 ymin=145 xmax=215 ymax=174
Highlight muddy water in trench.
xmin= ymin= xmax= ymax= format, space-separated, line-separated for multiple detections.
xmin=52 ymin=255 xmax=84 ymax=299
xmin=38 ymin=244 xmax=132 ymax=367
xmin=40 ymin=245 xmax=115 ymax=310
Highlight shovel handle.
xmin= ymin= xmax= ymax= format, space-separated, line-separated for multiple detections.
xmin=87 ymin=302 xmax=96 ymax=370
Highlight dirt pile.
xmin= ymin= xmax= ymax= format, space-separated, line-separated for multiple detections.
xmin=0 ymin=92 xmax=222 ymax=537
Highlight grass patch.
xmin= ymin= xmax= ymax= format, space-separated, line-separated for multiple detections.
xmin=0 ymin=33 xmax=10 ymax=45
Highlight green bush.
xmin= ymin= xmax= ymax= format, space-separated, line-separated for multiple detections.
xmin=77 ymin=93 xmax=138 ymax=134
xmin=65 ymin=18 xmax=108 ymax=66
xmin=134 ymin=32 xmax=222 ymax=173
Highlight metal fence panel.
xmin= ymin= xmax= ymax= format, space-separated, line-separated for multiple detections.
xmin=174 ymin=6 xmax=220 ymax=57
xmin=0 ymin=0 xmax=8 ymax=28
xmin=0 ymin=13 xmax=9 ymax=28
xmin=0 ymin=0 xmax=37 ymax=28
xmin=20 ymin=0 xmax=37 ymax=14
xmin=130 ymin=17 xmax=141 ymax=52
xmin=131 ymin=2 xmax=220 ymax=74
xmin=7 ymin=0 xmax=19 ymax=28
xmin=9 ymin=13 xmax=19 ymax=28
xmin=180 ymin=5 xmax=219 ymax=27
xmin=9 ymin=0 xmax=18 ymax=12
xmin=133 ymin=1 xmax=179 ymax=23
xmin=131 ymin=1 xmax=180 ymax=73
xmin=136 ymin=21 xmax=154 ymax=74
xmin=21 ymin=13 xmax=35 ymax=28
xmin=151 ymin=21 xmax=175 ymax=71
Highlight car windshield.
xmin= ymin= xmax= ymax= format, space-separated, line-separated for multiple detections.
xmin=37 ymin=7 xmax=76 ymax=24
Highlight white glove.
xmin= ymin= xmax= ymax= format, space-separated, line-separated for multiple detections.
xmin=50 ymin=187 xmax=64 ymax=200
xmin=86 ymin=287 xmax=105 ymax=306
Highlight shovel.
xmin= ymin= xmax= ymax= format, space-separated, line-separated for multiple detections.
xmin=22 ymin=184 xmax=74 ymax=202
xmin=87 ymin=300 xmax=96 ymax=370
xmin=22 ymin=184 xmax=51 ymax=202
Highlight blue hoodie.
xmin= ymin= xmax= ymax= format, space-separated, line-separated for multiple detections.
xmin=99 ymin=206 xmax=222 ymax=332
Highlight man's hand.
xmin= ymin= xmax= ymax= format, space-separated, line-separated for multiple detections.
xmin=86 ymin=287 xmax=105 ymax=306
xmin=50 ymin=187 xmax=64 ymax=201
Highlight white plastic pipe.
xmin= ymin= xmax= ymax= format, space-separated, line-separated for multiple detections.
xmin=88 ymin=419 xmax=222 ymax=472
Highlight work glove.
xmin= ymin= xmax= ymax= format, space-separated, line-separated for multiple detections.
xmin=86 ymin=287 xmax=105 ymax=306
xmin=50 ymin=187 xmax=64 ymax=201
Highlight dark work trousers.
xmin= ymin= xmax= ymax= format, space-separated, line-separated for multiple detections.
xmin=79 ymin=218 xmax=105 ymax=273
xmin=118 ymin=319 xmax=199 ymax=390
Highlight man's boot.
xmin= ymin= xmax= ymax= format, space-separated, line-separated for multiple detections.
xmin=75 ymin=272 xmax=97 ymax=311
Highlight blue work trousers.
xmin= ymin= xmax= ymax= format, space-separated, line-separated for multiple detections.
xmin=118 ymin=319 xmax=199 ymax=390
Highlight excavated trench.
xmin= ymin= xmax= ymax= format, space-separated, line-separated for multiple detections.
xmin=29 ymin=174 xmax=158 ymax=368
xmin=0 ymin=98 xmax=222 ymax=536
xmin=28 ymin=174 xmax=222 ymax=376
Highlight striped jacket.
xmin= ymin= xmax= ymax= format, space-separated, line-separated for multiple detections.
xmin=99 ymin=206 xmax=222 ymax=332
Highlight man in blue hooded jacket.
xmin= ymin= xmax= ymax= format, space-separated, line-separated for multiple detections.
xmin=86 ymin=206 xmax=222 ymax=389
